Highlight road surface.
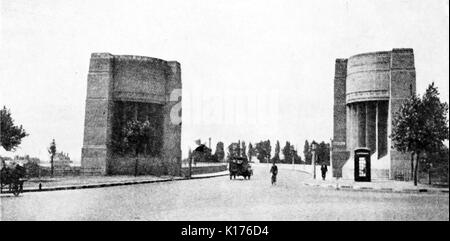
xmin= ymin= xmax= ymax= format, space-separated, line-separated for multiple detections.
xmin=1 ymin=166 xmax=448 ymax=220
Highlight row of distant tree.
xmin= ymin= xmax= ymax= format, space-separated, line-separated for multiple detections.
xmin=250 ymin=140 xmax=330 ymax=165
xmin=188 ymin=139 xmax=331 ymax=165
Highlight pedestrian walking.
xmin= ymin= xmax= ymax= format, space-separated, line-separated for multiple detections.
xmin=270 ymin=162 xmax=278 ymax=185
xmin=321 ymin=164 xmax=327 ymax=180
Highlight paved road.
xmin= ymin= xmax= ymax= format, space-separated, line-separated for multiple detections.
xmin=1 ymin=166 xmax=448 ymax=220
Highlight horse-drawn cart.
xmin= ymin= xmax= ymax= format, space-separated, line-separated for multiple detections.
xmin=0 ymin=165 xmax=27 ymax=196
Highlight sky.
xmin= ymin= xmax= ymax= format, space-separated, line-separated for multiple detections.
xmin=0 ymin=0 xmax=449 ymax=163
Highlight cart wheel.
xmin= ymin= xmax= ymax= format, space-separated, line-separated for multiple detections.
xmin=230 ymin=175 xmax=232 ymax=180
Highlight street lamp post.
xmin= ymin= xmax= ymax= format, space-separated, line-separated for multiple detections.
xmin=311 ymin=142 xmax=317 ymax=179
xmin=189 ymin=152 xmax=193 ymax=179
xmin=330 ymin=138 xmax=334 ymax=180
xmin=292 ymin=147 xmax=295 ymax=169
xmin=48 ymin=139 xmax=56 ymax=178
xmin=292 ymin=152 xmax=294 ymax=169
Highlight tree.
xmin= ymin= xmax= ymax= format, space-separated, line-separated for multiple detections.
xmin=48 ymin=139 xmax=56 ymax=177
xmin=282 ymin=141 xmax=291 ymax=163
xmin=0 ymin=106 xmax=28 ymax=151
xmin=292 ymin=149 xmax=303 ymax=164
xmin=255 ymin=140 xmax=271 ymax=163
xmin=241 ymin=141 xmax=247 ymax=158
xmin=273 ymin=140 xmax=281 ymax=163
xmin=316 ymin=141 xmax=330 ymax=165
xmin=114 ymin=120 xmax=153 ymax=176
xmin=24 ymin=159 xmax=40 ymax=177
xmin=248 ymin=143 xmax=254 ymax=162
xmin=214 ymin=142 xmax=225 ymax=162
xmin=392 ymin=94 xmax=421 ymax=180
xmin=303 ymin=140 xmax=312 ymax=164
xmin=391 ymin=83 xmax=449 ymax=186
xmin=237 ymin=140 xmax=241 ymax=156
xmin=227 ymin=142 xmax=240 ymax=159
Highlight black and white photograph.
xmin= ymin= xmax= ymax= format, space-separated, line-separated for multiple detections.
xmin=0 ymin=0 xmax=448 ymax=226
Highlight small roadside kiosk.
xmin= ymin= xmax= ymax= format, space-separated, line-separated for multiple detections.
xmin=354 ymin=148 xmax=371 ymax=182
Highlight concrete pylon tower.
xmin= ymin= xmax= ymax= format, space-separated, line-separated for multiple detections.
xmin=81 ymin=53 xmax=182 ymax=176
xmin=332 ymin=49 xmax=416 ymax=179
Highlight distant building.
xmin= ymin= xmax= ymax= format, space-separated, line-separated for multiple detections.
xmin=53 ymin=152 xmax=72 ymax=168
xmin=12 ymin=155 xmax=40 ymax=166
xmin=332 ymin=48 xmax=416 ymax=179
xmin=192 ymin=144 xmax=213 ymax=163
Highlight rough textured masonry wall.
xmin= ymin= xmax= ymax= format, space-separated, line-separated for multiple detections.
xmin=81 ymin=53 xmax=182 ymax=176
xmin=388 ymin=49 xmax=416 ymax=177
xmin=81 ymin=53 xmax=115 ymax=175
xmin=332 ymin=59 xmax=349 ymax=177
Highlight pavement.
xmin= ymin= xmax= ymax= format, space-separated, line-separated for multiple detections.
xmin=6 ymin=171 xmax=229 ymax=193
xmin=253 ymin=163 xmax=449 ymax=194
xmin=299 ymin=174 xmax=449 ymax=194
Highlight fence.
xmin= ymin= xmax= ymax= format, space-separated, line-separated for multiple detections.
xmin=27 ymin=166 xmax=82 ymax=177
xmin=252 ymin=162 xmax=329 ymax=178
xmin=181 ymin=161 xmax=226 ymax=168
xmin=180 ymin=162 xmax=228 ymax=176
xmin=389 ymin=168 xmax=448 ymax=185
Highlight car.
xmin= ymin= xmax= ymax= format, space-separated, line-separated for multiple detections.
xmin=229 ymin=157 xmax=253 ymax=180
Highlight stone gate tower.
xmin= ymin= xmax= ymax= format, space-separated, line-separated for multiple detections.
xmin=332 ymin=48 xmax=416 ymax=179
xmin=81 ymin=53 xmax=182 ymax=176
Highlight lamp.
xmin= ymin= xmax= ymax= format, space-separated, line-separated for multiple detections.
xmin=311 ymin=142 xmax=317 ymax=179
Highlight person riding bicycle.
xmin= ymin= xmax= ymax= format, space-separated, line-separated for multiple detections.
xmin=270 ymin=162 xmax=278 ymax=185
